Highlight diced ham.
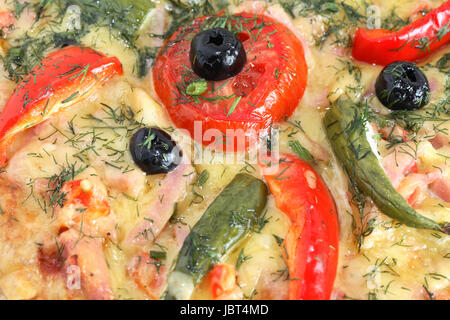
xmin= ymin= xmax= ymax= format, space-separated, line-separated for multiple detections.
xmin=429 ymin=134 xmax=449 ymax=150
xmin=59 ymin=229 xmax=114 ymax=300
xmin=429 ymin=177 xmax=450 ymax=203
xmin=373 ymin=125 xmax=418 ymax=189
xmin=56 ymin=178 xmax=116 ymax=237
xmin=0 ymin=11 xmax=14 ymax=33
xmin=124 ymin=158 xmax=194 ymax=246
xmin=254 ymin=270 xmax=289 ymax=300
xmin=127 ymin=253 xmax=168 ymax=300
xmin=377 ymin=123 xmax=449 ymax=204
xmin=397 ymin=173 xmax=429 ymax=207
xmin=379 ymin=125 xmax=408 ymax=142
xmin=382 ymin=150 xmax=417 ymax=189
xmin=50 ymin=178 xmax=116 ymax=300
xmin=433 ymin=287 xmax=450 ymax=300
xmin=397 ymin=170 xmax=450 ymax=205
xmin=172 ymin=224 xmax=190 ymax=248
xmin=407 ymin=187 xmax=422 ymax=207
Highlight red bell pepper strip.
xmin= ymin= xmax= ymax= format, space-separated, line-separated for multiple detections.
xmin=260 ymin=154 xmax=339 ymax=300
xmin=0 ymin=46 xmax=123 ymax=166
xmin=352 ymin=0 xmax=450 ymax=66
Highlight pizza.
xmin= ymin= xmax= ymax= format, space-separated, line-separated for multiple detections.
xmin=0 ymin=0 xmax=448 ymax=300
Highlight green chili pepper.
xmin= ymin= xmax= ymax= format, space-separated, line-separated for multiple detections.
xmin=165 ymin=173 xmax=268 ymax=300
xmin=324 ymin=98 xmax=449 ymax=234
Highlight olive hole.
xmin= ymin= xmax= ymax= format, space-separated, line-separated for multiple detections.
xmin=208 ymin=34 xmax=224 ymax=46
xmin=405 ymin=69 xmax=417 ymax=83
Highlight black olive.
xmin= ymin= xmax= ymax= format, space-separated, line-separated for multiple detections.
xmin=190 ymin=27 xmax=246 ymax=81
xmin=375 ymin=61 xmax=430 ymax=111
xmin=130 ymin=127 xmax=182 ymax=175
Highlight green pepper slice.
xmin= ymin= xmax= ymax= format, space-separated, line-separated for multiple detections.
xmin=165 ymin=173 xmax=268 ymax=300
xmin=324 ymin=98 xmax=449 ymax=234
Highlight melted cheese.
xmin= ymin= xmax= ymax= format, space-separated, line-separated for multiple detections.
xmin=0 ymin=0 xmax=448 ymax=300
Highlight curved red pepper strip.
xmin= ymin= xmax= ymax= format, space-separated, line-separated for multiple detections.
xmin=0 ymin=46 xmax=123 ymax=166
xmin=352 ymin=0 xmax=450 ymax=66
xmin=260 ymin=154 xmax=339 ymax=300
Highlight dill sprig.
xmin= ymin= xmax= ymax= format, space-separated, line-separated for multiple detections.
xmin=2 ymin=28 xmax=86 ymax=82
xmin=280 ymin=0 xmax=368 ymax=48
xmin=4 ymin=0 xmax=160 ymax=80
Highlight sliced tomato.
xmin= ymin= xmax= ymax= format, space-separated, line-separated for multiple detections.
xmin=153 ymin=13 xmax=307 ymax=151
xmin=61 ymin=179 xmax=111 ymax=219
xmin=0 ymin=46 xmax=123 ymax=166
xmin=205 ymin=264 xmax=238 ymax=299
xmin=260 ymin=154 xmax=339 ymax=300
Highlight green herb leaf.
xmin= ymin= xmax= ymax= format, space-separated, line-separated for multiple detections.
xmin=436 ymin=53 xmax=450 ymax=72
xmin=186 ymin=80 xmax=208 ymax=96
xmin=226 ymin=96 xmax=242 ymax=116
xmin=150 ymin=250 xmax=167 ymax=260
xmin=273 ymin=234 xmax=284 ymax=246
xmin=235 ymin=248 xmax=252 ymax=270
xmin=196 ymin=169 xmax=209 ymax=187
xmin=289 ymin=140 xmax=315 ymax=162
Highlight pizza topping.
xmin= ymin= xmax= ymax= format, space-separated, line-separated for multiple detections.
xmin=375 ymin=61 xmax=430 ymax=111
xmin=324 ymin=98 xmax=449 ymax=234
xmin=124 ymin=157 xmax=194 ymax=246
xmin=153 ymin=13 xmax=307 ymax=151
xmin=53 ymin=178 xmax=116 ymax=300
xmin=352 ymin=0 xmax=450 ymax=66
xmin=0 ymin=0 xmax=447 ymax=302
xmin=204 ymin=264 xmax=241 ymax=299
xmin=2 ymin=0 xmax=154 ymax=81
xmin=0 ymin=11 xmax=14 ymax=37
xmin=129 ymin=127 xmax=182 ymax=175
xmin=165 ymin=173 xmax=268 ymax=300
xmin=260 ymin=154 xmax=339 ymax=300
xmin=190 ymin=27 xmax=247 ymax=81
xmin=0 ymin=46 xmax=123 ymax=167
xmin=128 ymin=252 xmax=169 ymax=300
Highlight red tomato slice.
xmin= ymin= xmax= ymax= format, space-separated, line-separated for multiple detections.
xmin=153 ymin=13 xmax=307 ymax=151
xmin=205 ymin=264 xmax=237 ymax=299
xmin=62 ymin=179 xmax=111 ymax=219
